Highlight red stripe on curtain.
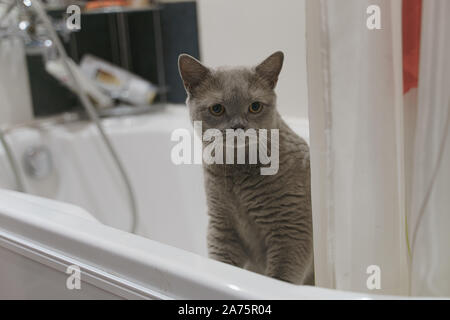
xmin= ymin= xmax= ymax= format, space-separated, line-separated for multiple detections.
xmin=402 ymin=0 xmax=422 ymax=94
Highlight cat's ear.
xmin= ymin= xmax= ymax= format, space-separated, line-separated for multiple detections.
xmin=255 ymin=51 xmax=284 ymax=89
xmin=178 ymin=54 xmax=210 ymax=94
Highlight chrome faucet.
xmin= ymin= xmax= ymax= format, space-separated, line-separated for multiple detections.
xmin=0 ymin=0 xmax=139 ymax=233
xmin=0 ymin=0 xmax=69 ymax=58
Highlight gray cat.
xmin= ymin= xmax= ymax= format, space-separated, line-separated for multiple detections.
xmin=178 ymin=51 xmax=314 ymax=285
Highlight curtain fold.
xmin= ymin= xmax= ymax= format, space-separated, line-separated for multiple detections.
xmin=409 ymin=0 xmax=450 ymax=297
xmin=307 ymin=0 xmax=450 ymax=297
xmin=306 ymin=0 xmax=409 ymax=295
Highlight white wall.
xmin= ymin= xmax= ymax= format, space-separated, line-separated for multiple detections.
xmin=196 ymin=0 xmax=308 ymax=119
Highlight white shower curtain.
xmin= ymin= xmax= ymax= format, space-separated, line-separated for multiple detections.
xmin=306 ymin=0 xmax=450 ymax=297
xmin=409 ymin=0 xmax=450 ymax=297
xmin=305 ymin=0 xmax=409 ymax=295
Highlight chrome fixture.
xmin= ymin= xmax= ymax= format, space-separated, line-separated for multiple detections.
xmin=0 ymin=129 xmax=25 ymax=192
xmin=0 ymin=0 xmax=139 ymax=233
xmin=22 ymin=145 xmax=53 ymax=179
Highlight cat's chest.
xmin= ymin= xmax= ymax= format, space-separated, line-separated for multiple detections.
xmin=226 ymin=174 xmax=269 ymax=254
xmin=206 ymin=166 xmax=273 ymax=248
xmin=232 ymin=204 xmax=266 ymax=263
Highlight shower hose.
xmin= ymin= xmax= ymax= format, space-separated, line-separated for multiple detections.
xmin=0 ymin=0 xmax=138 ymax=233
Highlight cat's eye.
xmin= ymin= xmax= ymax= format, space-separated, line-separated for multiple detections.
xmin=209 ymin=104 xmax=225 ymax=116
xmin=249 ymin=102 xmax=263 ymax=113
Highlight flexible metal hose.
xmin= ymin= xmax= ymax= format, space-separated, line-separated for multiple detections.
xmin=0 ymin=130 xmax=25 ymax=191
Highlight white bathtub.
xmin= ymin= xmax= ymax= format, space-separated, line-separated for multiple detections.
xmin=0 ymin=104 xmax=374 ymax=299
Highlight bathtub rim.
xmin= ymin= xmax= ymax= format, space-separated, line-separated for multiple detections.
xmin=0 ymin=189 xmax=421 ymax=300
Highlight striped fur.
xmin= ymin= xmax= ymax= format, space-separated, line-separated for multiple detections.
xmin=179 ymin=52 xmax=314 ymax=284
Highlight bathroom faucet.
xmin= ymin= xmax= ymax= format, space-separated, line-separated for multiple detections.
xmin=0 ymin=0 xmax=139 ymax=233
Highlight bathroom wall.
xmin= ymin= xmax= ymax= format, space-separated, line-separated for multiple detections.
xmin=196 ymin=0 xmax=308 ymax=119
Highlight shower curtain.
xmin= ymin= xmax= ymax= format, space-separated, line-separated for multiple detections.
xmin=306 ymin=0 xmax=450 ymax=297
xmin=409 ymin=0 xmax=450 ymax=297
xmin=306 ymin=0 xmax=409 ymax=295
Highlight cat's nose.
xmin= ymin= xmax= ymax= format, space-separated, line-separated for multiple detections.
xmin=230 ymin=119 xmax=248 ymax=130
xmin=231 ymin=124 xmax=246 ymax=130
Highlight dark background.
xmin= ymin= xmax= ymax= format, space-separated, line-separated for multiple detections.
xmin=28 ymin=1 xmax=200 ymax=117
